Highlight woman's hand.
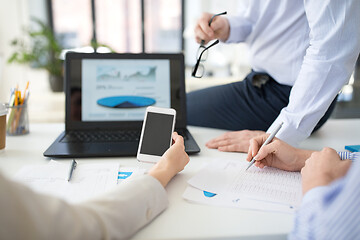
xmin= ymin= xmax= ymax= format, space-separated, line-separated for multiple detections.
xmin=148 ymin=132 xmax=190 ymax=187
xmin=246 ymin=134 xmax=313 ymax=171
xmin=301 ymin=147 xmax=351 ymax=194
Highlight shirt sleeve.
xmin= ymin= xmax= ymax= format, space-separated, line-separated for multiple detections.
xmin=289 ymin=160 xmax=360 ymax=239
xmin=268 ymin=0 xmax=360 ymax=146
xmin=338 ymin=151 xmax=360 ymax=161
xmin=223 ymin=2 xmax=254 ymax=43
xmin=225 ymin=15 xmax=253 ymax=43
xmin=0 ymin=173 xmax=168 ymax=240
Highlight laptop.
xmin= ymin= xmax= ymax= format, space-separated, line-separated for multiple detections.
xmin=44 ymin=52 xmax=200 ymax=158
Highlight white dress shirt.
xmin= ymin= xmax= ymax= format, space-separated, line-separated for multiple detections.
xmin=0 ymin=172 xmax=168 ymax=240
xmin=226 ymin=0 xmax=360 ymax=146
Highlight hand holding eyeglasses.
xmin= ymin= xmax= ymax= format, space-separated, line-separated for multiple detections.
xmin=192 ymin=12 xmax=227 ymax=78
xmin=194 ymin=11 xmax=229 ymax=45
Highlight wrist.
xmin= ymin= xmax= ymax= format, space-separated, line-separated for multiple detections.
xmin=148 ymin=166 xmax=173 ymax=188
xmin=294 ymin=149 xmax=314 ymax=170
xmin=302 ymin=175 xmax=332 ymax=194
xmin=219 ymin=18 xmax=230 ymax=42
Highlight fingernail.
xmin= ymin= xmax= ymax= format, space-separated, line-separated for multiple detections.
xmin=254 ymin=154 xmax=259 ymax=160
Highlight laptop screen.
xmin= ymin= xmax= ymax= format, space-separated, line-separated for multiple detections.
xmin=81 ymin=59 xmax=171 ymax=122
xmin=65 ymin=53 xmax=186 ymax=130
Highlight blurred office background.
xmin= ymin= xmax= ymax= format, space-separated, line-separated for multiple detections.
xmin=0 ymin=0 xmax=359 ymax=123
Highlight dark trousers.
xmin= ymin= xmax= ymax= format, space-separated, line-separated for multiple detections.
xmin=187 ymin=71 xmax=337 ymax=132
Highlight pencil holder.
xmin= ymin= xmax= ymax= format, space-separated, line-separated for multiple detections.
xmin=6 ymin=103 xmax=29 ymax=136
xmin=0 ymin=103 xmax=7 ymax=150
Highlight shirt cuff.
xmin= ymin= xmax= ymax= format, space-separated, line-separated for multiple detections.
xmin=224 ymin=16 xmax=251 ymax=43
xmin=267 ymin=118 xmax=309 ymax=147
xmin=338 ymin=151 xmax=360 ymax=161
xmin=301 ymin=186 xmax=329 ymax=205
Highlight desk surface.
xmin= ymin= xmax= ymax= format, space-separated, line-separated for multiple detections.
xmin=1 ymin=119 xmax=359 ymax=240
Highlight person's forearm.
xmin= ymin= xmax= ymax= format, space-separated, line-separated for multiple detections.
xmin=269 ymin=0 xmax=360 ymax=146
xmin=82 ymin=175 xmax=168 ymax=239
xmin=291 ymin=160 xmax=360 ymax=239
xmin=289 ymin=186 xmax=328 ymax=239
xmin=148 ymin=168 xmax=173 ymax=188
xmin=0 ymin=173 xmax=102 ymax=239
xmin=0 ymin=173 xmax=168 ymax=240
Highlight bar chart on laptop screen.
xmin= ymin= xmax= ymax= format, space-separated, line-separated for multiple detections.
xmin=81 ymin=59 xmax=171 ymax=121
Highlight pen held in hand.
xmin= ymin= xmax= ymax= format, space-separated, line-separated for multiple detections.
xmin=246 ymin=122 xmax=283 ymax=171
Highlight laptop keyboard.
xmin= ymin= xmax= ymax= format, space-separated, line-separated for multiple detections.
xmin=61 ymin=129 xmax=188 ymax=143
xmin=61 ymin=130 xmax=141 ymax=143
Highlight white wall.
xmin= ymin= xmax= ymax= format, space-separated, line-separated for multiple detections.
xmin=0 ymin=0 xmax=47 ymax=103
xmin=0 ymin=0 xmax=26 ymax=102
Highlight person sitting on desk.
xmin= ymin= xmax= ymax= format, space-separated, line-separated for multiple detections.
xmin=188 ymin=0 xmax=360 ymax=152
xmin=247 ymin=134 xmax=360 ymax=239
xmin=0 ymin=132 xmax=189 ymax=240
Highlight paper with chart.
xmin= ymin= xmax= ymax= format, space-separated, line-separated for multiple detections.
xmin=15 ymin=160 xmax=119 ymax=203
xmin=188 ymin=159 xmax=302 ymax=207
xmin=117 ymin=166 xmax=146 ymax=183
xmin=183 ymin=185 xmax=296 ymax=214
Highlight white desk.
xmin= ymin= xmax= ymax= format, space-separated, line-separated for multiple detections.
xmin=1 ymin=119 xmax=359 ymax=240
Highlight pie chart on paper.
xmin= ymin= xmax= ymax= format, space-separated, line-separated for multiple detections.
xmin=97 ymin=96 xmax=156 ymax=108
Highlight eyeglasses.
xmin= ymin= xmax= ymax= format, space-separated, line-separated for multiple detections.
xmin=191 ymin=11 xmax=227 ymax=78
xmin=191 ymin=40 xmax=219 ymax=78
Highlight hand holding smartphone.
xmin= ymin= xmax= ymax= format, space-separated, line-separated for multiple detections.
xmin=137 ymin=106 xmax=176 ymax=163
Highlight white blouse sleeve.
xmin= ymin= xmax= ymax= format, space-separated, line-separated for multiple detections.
xmin=0 ymin=172 xmax=168 ymax=240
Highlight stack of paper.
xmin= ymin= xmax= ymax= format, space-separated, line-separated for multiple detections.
xmin=15 ymin=161 xmax=146 ymax=203
xmin=183 ymin=159 xmax=302 ymax=214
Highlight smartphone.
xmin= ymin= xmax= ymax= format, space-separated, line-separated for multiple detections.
xmin=137 ymin=106 xmax=176 ymax=163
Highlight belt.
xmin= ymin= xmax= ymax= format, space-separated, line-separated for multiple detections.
xmin=251 ymin=73 xmax=271 ymax=88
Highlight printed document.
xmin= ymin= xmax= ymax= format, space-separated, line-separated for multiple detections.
xmin=183 ymin=185 xmax=296 ymax=214
xmin=187 ymin=159 xmax=302 ymax=207
xmin=15 ymin=160 xmax=119 ymax=203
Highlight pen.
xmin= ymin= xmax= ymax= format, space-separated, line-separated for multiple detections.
xmin=67 ymin=159 xmax=77 ymax=181
xmin=246 ymin=122 xmax=283 ymax=171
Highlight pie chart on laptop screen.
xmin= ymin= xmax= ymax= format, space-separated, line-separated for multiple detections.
xmin=97 ymin=96 xmax=156 ymax=108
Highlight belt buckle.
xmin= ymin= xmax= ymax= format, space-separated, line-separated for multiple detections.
xmin=252 ymin=74 xmax=269 ymax=88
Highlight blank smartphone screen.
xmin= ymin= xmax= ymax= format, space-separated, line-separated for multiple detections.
xmin=140 ymin=112 xmax=174 ymax=156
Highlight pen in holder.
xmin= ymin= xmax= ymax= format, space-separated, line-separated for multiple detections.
xmin=6 ymin=103 xmax=29 ymax=136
